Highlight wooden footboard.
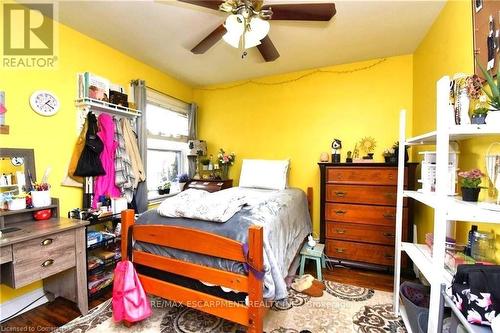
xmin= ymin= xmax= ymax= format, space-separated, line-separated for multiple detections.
xmin=120 ymin=209 xmax=265 ymax=332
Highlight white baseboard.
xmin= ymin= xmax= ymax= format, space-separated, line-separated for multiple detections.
xmin=0 ymin=288 xmax=49 ymax=322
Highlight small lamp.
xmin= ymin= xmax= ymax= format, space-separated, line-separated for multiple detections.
xmin=187 ymin=140 xmax=207 ymax=179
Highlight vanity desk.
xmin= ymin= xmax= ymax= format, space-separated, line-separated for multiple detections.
xmin=0 ymin=209 xmax=89 ymax=315
xmin=0 ymin=148 xmax=89 ymax=315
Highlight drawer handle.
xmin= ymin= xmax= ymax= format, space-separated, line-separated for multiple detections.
xmin=335 ymin=248 xmax=345 ymax=253
xmin=383 ymin=213 xmax=395 ymax=220
xmin=383 ymin=232 xmax=395 ymax=238
xmin=41 ymin=238 xmax=53 ymax=246
xmin=41 ymin=259 xmax=54 ymax=267
xmin=384 ymin=254 xmax=394 ymax=259
xmin=335 ymin=210 xmax=347 ymax=215
xmin=335 ymin=191 xmax=347 ymax=197
xmin=336 ymin=229 xmax=346 ymax=234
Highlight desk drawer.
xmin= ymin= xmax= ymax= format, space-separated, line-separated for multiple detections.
xmin=326 ymin=167 xmax=406 ymax=186
xmin=325 ymin=222 xmax=407 ymax=245
xmin=1 ymin=246 xmax=12 ymax=264
xmin=326 ymin=184 xmax=402 ymax=206
xmin=13 ymin=230 xmax=75 ymax=262
xmin=325 ymin=203 xmax=407 ymax=226
xmin=326 ymin=240 xmax=395 ymax=266
xmin=12 ymin=246 xmax=75 ymax=288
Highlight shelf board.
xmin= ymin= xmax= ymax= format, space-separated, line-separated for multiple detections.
xmin=75 ymin=97 xmax=142 ymax=118
xmin=0 ymin=204 xmax=58 ymax=217
xmin=404 ymin=190 xmax=500 ymax=223
xmin=401 ymin=242 xmax=453 ymax=286
xmin=406 ymin=125 xmax=500 ymax=145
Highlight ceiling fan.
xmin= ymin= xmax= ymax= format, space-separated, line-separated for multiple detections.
xmin=178 ymin=0 xmax=337 ymax=62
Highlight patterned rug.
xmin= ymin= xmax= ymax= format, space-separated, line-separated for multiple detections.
xmin=55 ymin=281 xmax=406 ymax=333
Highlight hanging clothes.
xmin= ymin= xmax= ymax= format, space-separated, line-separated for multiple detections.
xmin=93 ymin=113 xmax=121 ymax=208
xmin=75 ymin=112 xmax=106 ymax=177
xmin=65 ymin=117 xmax=88 ymax=185
xmin=114 ymin=117 xmax=135 ymax=203
xmin=121 ymin=118 xmax=145 ymax=187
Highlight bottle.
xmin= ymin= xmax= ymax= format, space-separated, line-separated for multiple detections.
xmin=465 ymin=225 xmax=478 ymax=256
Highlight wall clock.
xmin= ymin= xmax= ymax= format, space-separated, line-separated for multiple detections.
xmin=11 ymin=157 xmax=24 ymax=166
xmin=30 ymin=90 xmax=60 ymax=116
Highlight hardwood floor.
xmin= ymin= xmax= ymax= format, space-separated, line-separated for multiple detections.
xmin=1 ymin=266 xmax=397 ymax=332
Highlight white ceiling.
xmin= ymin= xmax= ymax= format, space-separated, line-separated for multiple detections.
xmin=55 ymin=0 xmax=445 ymax=86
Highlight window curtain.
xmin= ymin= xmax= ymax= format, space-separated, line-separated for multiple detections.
xmin=131 ymin=80 xmax=148 ymax=213
xmin=187 ymin=103 xmax=198 ymax=178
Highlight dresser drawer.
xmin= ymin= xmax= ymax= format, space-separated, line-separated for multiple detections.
xmin=11 ymin=245 xmax=76 ymax=288
xmin=326 ymin=184 xmax=406 ymax=206
xmin=325 ymin=203 xmax=407 ymax=226
xmin=326 ymin=222 xmax=407 ymax=245
xmin=1 ymin=246 xmax=13 ymax=264
xmin=326 ymin=240 xmax=395 ymax=266
xmin=326 ymin=167 xmax=407 ymax=186
xmin=13 ymin=230 xmax=75 ymax=262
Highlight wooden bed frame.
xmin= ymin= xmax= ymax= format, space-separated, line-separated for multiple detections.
xmin=121 ymin=187 xmax=313 ymax=333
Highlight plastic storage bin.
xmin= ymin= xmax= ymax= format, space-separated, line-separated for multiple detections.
xmin=418 ymin=311 xmax=428 ymax=333
xmin=400 ymin=281 xmax=430 ymax=333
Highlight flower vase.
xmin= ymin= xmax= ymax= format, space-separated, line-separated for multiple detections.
xmin=221 ymin=165 xmax=229 ymax=180
xmin=461 ymin=187 xmax=480 ymax=202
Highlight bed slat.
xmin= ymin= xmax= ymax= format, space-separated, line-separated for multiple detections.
xmin=133 ymin=250 xmax=249 ymax=292
xmin=133 ymin=225 xmax=247 ymax=262
xmin=139 ymin=274 xmax=250 ymax=326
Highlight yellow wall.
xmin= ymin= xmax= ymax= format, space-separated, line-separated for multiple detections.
xmin=412 ymin=0 xmax=500 ymax=259
xmin=194 ymin=55 xmax=414 ymax=236
xmin=0 ymin=18 xmax=192 ymax=302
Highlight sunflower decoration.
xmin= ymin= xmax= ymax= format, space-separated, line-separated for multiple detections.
xmin=358 ymin=136 xmax=377 ymax=159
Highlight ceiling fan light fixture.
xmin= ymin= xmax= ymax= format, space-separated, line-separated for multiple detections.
xmin=222 ymin=31 xmax=241 ymax=48
xmin=224 ymin=14 xmax=245 ymax=35
xmin=249 ymin=16 xmax=270 ymax=40
xmin=243 ymin=32 xmax=261 ymax=49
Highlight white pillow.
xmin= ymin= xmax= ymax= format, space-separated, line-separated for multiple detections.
xmin=239 ymin=159 xmax=290 ymax=190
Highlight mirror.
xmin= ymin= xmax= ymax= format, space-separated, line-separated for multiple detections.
xmin=0 ymin=148 xmax=36 ymax=194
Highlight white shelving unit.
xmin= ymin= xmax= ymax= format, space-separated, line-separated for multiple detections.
xmin=393 ymin=76 xmax=500 ymax=333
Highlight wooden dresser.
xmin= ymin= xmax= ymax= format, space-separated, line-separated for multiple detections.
xmin=0 ymin=200 xmax=89 ymax=316
xmin=318 ymin=163 xmax=417 ymax=268
xmin=185 ymin=179 xmax=233 ymax=192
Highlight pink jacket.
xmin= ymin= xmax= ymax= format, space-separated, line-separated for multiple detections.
xmin=93 ymin=114 xmax=121 ymax=208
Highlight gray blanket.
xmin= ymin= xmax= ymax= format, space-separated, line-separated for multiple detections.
xmin=134 ymin=187 xmax=312 ymax=300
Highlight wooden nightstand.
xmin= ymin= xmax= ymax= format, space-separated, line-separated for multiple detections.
xmin=185 ymin=179 xmax=233 ymax=192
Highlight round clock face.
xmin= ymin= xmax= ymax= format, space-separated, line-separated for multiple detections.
xmin=30 ymin=90 xmax=60 ymax=116
xmin=11 ymin=157 xmax=24 ymax=166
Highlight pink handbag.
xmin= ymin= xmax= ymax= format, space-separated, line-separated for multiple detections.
xmin=112 ymin=260 xmax=152 ymax=323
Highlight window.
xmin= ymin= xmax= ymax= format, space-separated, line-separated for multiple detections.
xmin=146 ymin=89 xmax=189 ymax=201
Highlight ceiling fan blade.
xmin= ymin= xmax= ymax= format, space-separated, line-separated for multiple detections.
xmin=191 ymin=24 xmax=226 ymax=54
xmin=177 ymin=0 xmax=224 ymax=11
xmin=263 ymin=3 xmax=336 ymax=21
xmin=257 ymin=36 xmax=280 ymax=62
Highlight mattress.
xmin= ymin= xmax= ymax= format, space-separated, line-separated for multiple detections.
xmin=134 ymin=187 xmax=312 ymax=300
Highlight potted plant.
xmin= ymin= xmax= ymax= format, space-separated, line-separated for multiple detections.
xmin=476 ymin=61 xmax=500 ymax=125
xmin=471 ymin=107 xmax=488 ymax=125
xmin=217 ymin=149 xmax=235 ymax=180
xmin=458 ymin=168 xmax=485 ymax=202
xmin=383 ymin=148 xmax=396 ymax=164
xmin=200 ymin=158 xmax=210 ymax=171
xmin=157 ymin=181 xmax=171 ymax=195
xmin=177 ymin=173 xmax=189 ymax=191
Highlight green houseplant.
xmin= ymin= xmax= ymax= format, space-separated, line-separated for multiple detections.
xmin=472 ymin=107 xmax=488 ymax=125
xmin=476 ymin=61 xmax=500 ymax=125
xmin=157 ymin=181 xmax=171 ymax=195
xmin=458 ymin=169 xmax=484 ymax=202
xmin=200 ymin=158 xmax=210 ymax=171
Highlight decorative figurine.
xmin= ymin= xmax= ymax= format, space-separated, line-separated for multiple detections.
xmin=358 ymin=136 xmax=377 ymax=159
xmin=331 ymin=139 xmax=342 ymax=163
xmin=319 ymin=152 xmax=329 ymax=162
xmin=346 ymin=151 xmax=353 ymax=163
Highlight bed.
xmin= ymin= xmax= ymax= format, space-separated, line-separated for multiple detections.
xmin=120 ymin=185 xmax=312 ymax=333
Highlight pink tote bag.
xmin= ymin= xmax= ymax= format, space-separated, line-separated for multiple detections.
xmin=112 ymin=260 xmax=152 ymax=323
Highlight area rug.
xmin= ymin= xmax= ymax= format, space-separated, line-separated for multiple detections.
xmin=55 ymin=281 xmax=406 ymax=333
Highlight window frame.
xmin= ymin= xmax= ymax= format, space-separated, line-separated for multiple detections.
xmin=145 ymin=88 xmax=190 ymax=203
